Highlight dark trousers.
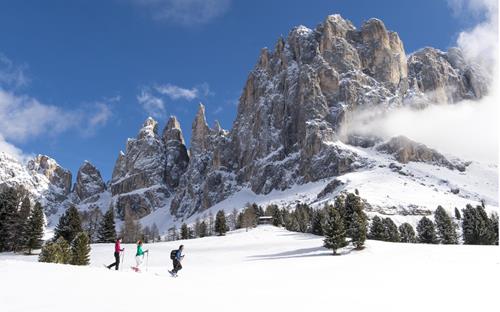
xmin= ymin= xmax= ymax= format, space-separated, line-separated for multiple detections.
xmin=172 ymin=259 xmax=182 ymax=273
xmin=108 ymin=252 xmax=120 ymax=270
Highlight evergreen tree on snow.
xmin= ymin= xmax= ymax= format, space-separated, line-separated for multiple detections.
xmin=38 ymin=241 xmax=59 ymax=263
xmin=180 ymin=223 xmax=190 ymax=239
xmin=71 ymin=232 xmax=91 ymax=265
xmin=272 ymin=207 xmax=283 ymax=227
xmin=462 ymin=204 xmax=491 ymax=245
xmin=398 ymin=223 xmax=416 ymax=243
xmin=13 ymin=196 xmax=31 ymax=252
xmin=454 ymin=207 xmax=461 ymax=220
xmin=97 ymin=207 xmax=116 ymax=243
xmin=215 ymin=210 xmax=228 ymax=236
xmin=489 ymin=213 xmax=499 ymax=245
xmin=344 ymin=192 xmax=363 ymax=233
xmin=322 ymin=204 xmax=346 ymax=255
xmin=311 ymin=209 xmax=325 ymax=236
xmin=382 ymin=218 xmax=400 ymax=242
xmin=350 ymin=210 xmax=367 ymax=249
xmin=417 ymin=216 xmax=437 ymax=244
xmin=25 ymin=202 xmax=45 ymax=254
xmin=198 ymin=221 xmax=208 ymax=238
xmin=54 ymin=205 xmax=82 ymax=243
xmin=0 ymin=187 xmax=19 ymax=252
xmin=368 ymin=216 xmax=385 ymax=241
xmin=39 ymin=237 xmax=71 ymax=264
xmin=434 ymin=206 xmax=458 ymax=244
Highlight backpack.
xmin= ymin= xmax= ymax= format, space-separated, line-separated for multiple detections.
xmin=170 ymin=249 xmax=178 ymax=260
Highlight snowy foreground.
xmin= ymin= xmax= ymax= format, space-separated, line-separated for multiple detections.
xmin=1 ymin=226 xmax=499 ymax=312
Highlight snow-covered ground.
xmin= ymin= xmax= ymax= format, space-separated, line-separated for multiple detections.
xmin=1 ymin=225 xmax=498 ymax=312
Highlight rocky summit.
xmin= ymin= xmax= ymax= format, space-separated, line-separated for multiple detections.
xmin=0 ymin=14 xmax=491 ymax=226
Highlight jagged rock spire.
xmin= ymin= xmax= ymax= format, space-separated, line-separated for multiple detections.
xmin=74 ymin=161 xmax=106 ymax=201
xmin=190 ymin=103 xmax=210 ymax=156
xmin=137 ymin=117 xmax=159 ymax=139
xmin=163 ymin=116 xmax=185 ymax=145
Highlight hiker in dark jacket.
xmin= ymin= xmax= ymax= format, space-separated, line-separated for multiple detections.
xmin=107 ymin=237 xmax=124 ymax=270
xmin=169 ymin=245 xmax=184 ymax=276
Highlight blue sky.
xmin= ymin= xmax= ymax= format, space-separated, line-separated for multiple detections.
xmin=0 ymin=0 xmax=482 ymax=181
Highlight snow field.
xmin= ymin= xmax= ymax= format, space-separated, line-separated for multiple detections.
xmin=1 ymin=225 xmax=499 ymax=312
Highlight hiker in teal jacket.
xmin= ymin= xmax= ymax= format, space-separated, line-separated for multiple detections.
xmin=133 ymin=240 xmax=148 ymax=272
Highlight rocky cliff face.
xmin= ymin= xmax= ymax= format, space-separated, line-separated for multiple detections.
xmin=168 ymin=14 xmax=486 ymax=218
xmin=0 ymin=153 xmax=72 ymax=217
xmin=0 ymin=14 xmax=489 ymax=225
xmin=74 ymin=161 xmax=106 ymax=202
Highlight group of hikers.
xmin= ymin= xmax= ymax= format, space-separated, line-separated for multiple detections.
xmin=106 ymin=237 xmax=185 ymax=277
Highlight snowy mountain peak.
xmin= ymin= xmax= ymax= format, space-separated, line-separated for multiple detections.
xmin=137 ymin=117 xmax=159 ymax=139
xmin=27 ymin=155 xmax=72 ymax=196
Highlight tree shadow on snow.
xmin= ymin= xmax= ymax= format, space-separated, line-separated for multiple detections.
xmin=246 ymin=246 xmax=356 ymax=261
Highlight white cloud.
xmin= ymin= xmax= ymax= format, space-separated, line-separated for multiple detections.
xmin=0 ymin=54 xmax=29 ymax=88
xmin=137 ymin=83 xmax=212 ymax=117
xmin=155 ymin=83 xmax=198 ymax=100
xmin=0 ymin=133 xmax=31 ymax=163
xmin=0 ymin=89 xmax=79 ymax=142
xmin=137 ymin=88 xmax=166 ymax=118
xmin=132 ymin=0 xmax=231 ymax=26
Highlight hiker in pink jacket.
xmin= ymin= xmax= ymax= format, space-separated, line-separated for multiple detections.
xmin=107 ymin=237 xmax=124 ymax=270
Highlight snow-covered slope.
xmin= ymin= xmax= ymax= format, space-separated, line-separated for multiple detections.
xmin=1 ymin=226 xmax=498 ymax=312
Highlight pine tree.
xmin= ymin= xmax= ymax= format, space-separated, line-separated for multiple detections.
xmin=54 ymin=205 xmax=82 ymax=243
xmin=454 ymin=207 xmax=461 ymax=220
xmin=198 ymin=221 xmax=207 ymax=238
xmin=13 ymin=196 xmax=32 ymax=252
xmin=344 ymin=192 xmax=363 ymax=232
xmin=311 ymin=209 xmax=325 ymax=236
xmin=56 ymin=237 xmax=72 ymax=264
xmin=39 ymin=237 xmax=71 ymax=264
xmin=215 ymin=210 xmax=228 ymax=236
xmin=417 ymin=216 xmax=437 ymax=244
xmin=97 ymin=207 xmax=116 ymax=243
xmin=368 ymin=216 xmax=385 ymax=240
xmin=322 ymin=204 xmax=346 ymax=255
xmin=350 ymin=210 xmax=367 ymax=249
xmin=489 ymin=213 xmax=498 ymax=245
xmin=38 ymin=241 xmax=59 ymax=263
xmin=272 ymin=207 xmax=283 ymax=227
xmin=71 ymin=232 xmax=91 ymax=265
xmin=180 ymin=223 xmax=189 ymax=239
xmin=398 ymin=223 xmax=416 ymax=243
xmin=333 ymin=195 xmax=346 ymax=225
xmin=25 ymin=202 xmax=45 ymax=254
xmin=0 ymin=187 xmax=20 ymax=252
xmin=382 ymin=218 xmax=400 ymax=242
xmin=462 ymin=204 xmax=491 ymax=245
xmin=434 ymin=206 xmax=458 ymax=244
